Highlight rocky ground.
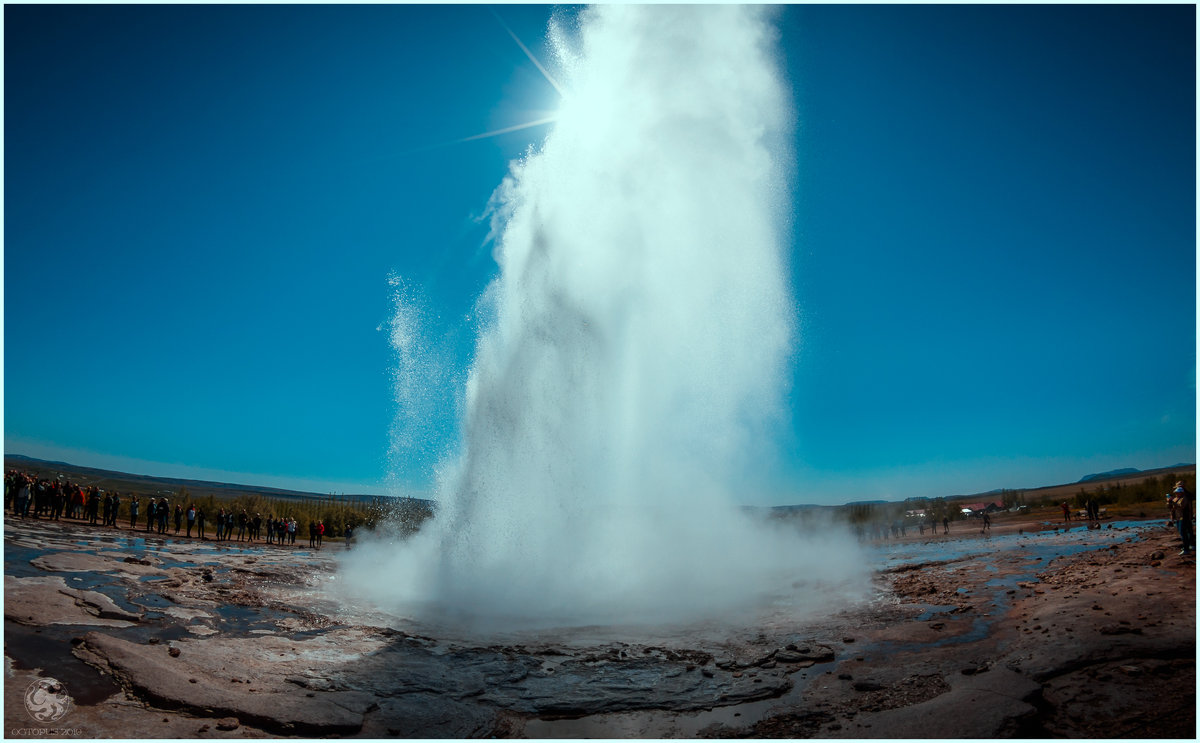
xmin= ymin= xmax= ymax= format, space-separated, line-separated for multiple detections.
xmin=737 ymin=523 xmax=1196 ymax=739
xmin=4 ymin=515 xmax=1195 ymax=738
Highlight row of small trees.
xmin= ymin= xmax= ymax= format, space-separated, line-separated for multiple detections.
xmin=842 ymin=496 xmax=960 ymax=528
xmin=955 ymin=473 xmax=1194 ymax=512
xmin=837 ymin=473 xmax=1193 ymax=528
xmin=1066 ymin=473 xmax=1194 ymax=510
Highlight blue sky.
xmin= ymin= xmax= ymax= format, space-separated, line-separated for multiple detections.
xmin=5 ymin=4 xmax=1195 ymax=504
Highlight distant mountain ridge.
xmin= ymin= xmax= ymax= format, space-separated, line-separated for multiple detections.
xmin=1078 ymin=468 xmax=1141 ymax=482
xmin=791 ymin=463 xmax=1196 ymax=509
xmin=1078 ymin=464 xmax=1193 ymax=483
xmin=3 ymin=454 xmax=427 ymax=505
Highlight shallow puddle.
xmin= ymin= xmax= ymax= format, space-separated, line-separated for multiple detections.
xmin=4 ymin=621 xmax=123 ymax=706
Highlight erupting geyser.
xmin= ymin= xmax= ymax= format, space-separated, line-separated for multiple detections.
xmin=344 ymin=5 xmax=869 ymax=630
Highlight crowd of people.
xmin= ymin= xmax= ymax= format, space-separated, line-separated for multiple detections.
xmin=4 ymin=470 xmax=343 ymax=549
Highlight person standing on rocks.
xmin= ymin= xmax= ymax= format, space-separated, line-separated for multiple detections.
xmin=129 ymin=495 xmax=140 ymax=529
xmin=196 ymin=508 xmax=206 ymax=539
xmin=21 ymin=477 xmax=32 ymax=518
xmin=1173 ymin=482 xmax=1193 ymax=555
xmin=30 ymin=477 xmax=42 ymax=519
xmin=46 ymin=482 xmax=59 ymax=521
xmin=15 ymin=475 xmax=30 ymax=518
xmin=942 ymin=516 xmax=949 ymax=535
xmin=186 ymin=504 xmax=196 ymax=537
xmin=72 ymin=485 xmax=84 ymax=519
xmin=50 ymin=482 xmax=65 ymax=521
xmin=40 ymin=480 xmax=53 ymax=518
xmin=24 ymin=476 xmax=36 ymax=518
xmin=175 ymin=504 xmax=183 ymax=534
xmin=1061 ymin=501 xmax=1072 ymax=524
xmin=158 ymin=498 xmax=170 ymax=534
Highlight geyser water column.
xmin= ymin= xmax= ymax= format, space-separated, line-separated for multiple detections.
xmin=363 ymin=5 xmax=866 ymax=628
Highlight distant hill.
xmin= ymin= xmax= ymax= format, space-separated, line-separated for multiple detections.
xmin=4 ymin=454 xmax=430 ymax=507
xmin=766 ymin=503 xmax=833 ymax=514
xmin=773 ymin=463 xmax=1195 ymax=510
xmin=1078 ymin=465 xmax=1193 ymax=483
xmin=1079 ymin=468 xmax=1142 ymax=482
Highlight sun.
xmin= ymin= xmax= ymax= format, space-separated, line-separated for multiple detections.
xmin=455 ymin=11 xmax=564 ymax=145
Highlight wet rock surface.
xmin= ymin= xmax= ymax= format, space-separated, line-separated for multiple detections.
xmin=4 ymin=516 xmax=1195 ymax=738
xmin=30 ymin=551 xmax=167 ymax=577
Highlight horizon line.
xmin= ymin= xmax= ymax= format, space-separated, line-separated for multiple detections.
xmin=5 ymin=449 xmax=1190 ymax=510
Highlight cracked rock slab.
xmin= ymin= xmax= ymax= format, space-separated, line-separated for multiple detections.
xmin=832 ymin=666 xmax=1041 ymax=738
xmin=362 ymin=694 xmax=502 ymax=738
xmin=31 ymin=552 xmax=167 ymax=577
xmin=496 ymin=657 xmax=792 ymax=717
xmin=73 ymin=631 xmax=367 ymax=735
xmin=5 ymin=575 xmax=139 ymax=627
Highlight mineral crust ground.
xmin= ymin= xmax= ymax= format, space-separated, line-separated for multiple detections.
xmin=4 ymin=515 xmax=1194 ymax=738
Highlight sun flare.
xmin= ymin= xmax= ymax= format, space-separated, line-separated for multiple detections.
xmin=455 ymin=12 xmax=564 ymax=145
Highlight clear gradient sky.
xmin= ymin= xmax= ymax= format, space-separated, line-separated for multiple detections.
xmin=5 ymin=4 xmax=1196 ymax=505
